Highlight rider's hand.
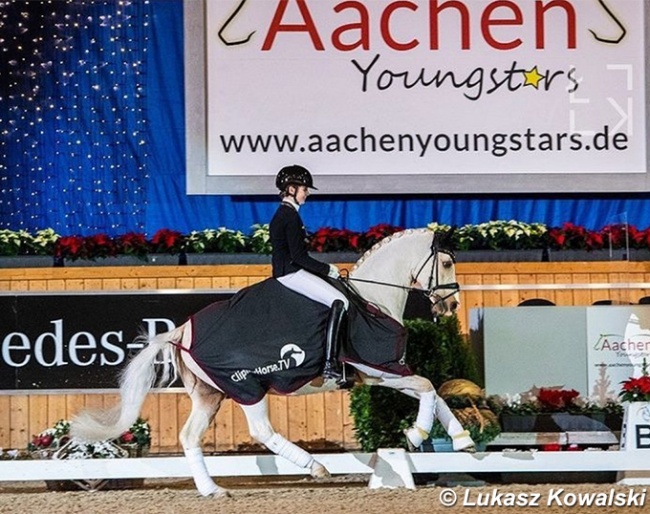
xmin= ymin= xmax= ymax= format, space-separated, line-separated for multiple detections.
xmin=327 ymin=264 xmax=340 ymax=279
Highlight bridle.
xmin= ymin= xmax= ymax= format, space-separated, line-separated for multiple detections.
xmin=342 ymin=234 xmax=460 ymax=307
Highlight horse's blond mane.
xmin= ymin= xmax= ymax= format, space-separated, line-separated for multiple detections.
xmin=351 ymin=228 xmax=431 ymax=272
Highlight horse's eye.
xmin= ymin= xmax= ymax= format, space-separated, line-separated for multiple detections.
xmin=443 ymin=260 xmax=453 ymax=268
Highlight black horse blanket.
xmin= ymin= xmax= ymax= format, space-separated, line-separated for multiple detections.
xmin=188 ymin=278 xmax=410 ymax=404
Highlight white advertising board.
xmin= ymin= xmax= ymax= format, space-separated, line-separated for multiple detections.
xmin=186 ymin=0 xmax=649 ymax=194
xmin=587 ymin=307 xmax=650 ymax=402
xmin=478 ymin=305 xmax=650 ymax=402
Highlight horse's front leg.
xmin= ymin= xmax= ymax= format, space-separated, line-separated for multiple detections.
xmin=240 ymin=397 xmax=329 ymax=478
xmin=372 ymin=374 xmax=475 ymax=452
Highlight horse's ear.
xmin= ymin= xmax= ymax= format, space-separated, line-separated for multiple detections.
xmin=438 ymin=226 xmax=457 ymax=249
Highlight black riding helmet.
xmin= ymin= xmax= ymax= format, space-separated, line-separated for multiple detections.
xmin=275 ymin=164 xmax=318 ymax=192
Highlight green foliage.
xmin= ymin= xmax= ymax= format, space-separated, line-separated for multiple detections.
xmin=349 ymin=316 xmax=480 ymax=452
xmin=247 ymin=223 xmax=272 ymax=254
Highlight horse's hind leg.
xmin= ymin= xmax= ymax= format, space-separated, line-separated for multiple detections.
xmin=180 ymin=377 xmax=229 ymax=497
xmin=240 ymin=397 xmax=329 ymax=478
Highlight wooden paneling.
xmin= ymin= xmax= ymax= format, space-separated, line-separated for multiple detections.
xmin=2 ymin=260 xmax=650 ymax=453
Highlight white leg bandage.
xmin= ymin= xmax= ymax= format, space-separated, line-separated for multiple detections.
xmin=436 ymin=397 xmax=475 ymax=451
xmin=405 ymin=389 xmax=436 ymax=449
xmin=241 ymin=399 xmax=316 ymax=470
xmin=435 ymin=396 xmax=464 ymax=435
xmin=184 ymin=447 xmax=220 ymax=496
xmin=265 ymin=433 xmax=315 ymax=469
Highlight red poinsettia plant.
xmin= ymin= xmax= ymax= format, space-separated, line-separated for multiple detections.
xmin=149 ymin=228 xmax=185 ymax=254
xmin=536 ymin=387 xmax=581 ymax=411
xmin=309 ymin=227 xmax=362 ymax=252
xmin=546 ymin=223 xmax=650 ymax=251
xmin=546 ymin=223 xmax=604 ymax=250
xmin=54 ymin=233 xmax=119 ymax=261
xmin=115 ymin=232 xmax=150 ymax=259
xmin=619 ymin=359 xmax=650 ymax=402
xmin=308 ymin=223 xmax=403 ymax=253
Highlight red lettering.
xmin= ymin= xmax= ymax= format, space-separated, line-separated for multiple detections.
xmin=381 ymin=1 xmax=419 ymax=51
xmin=261 ymin=0 xmax=325 ymax=51
xmin=332 ymin=1 xmax=370 ymax=51
xmin=536 ymin=0 xmax=576 ymax=49
xmin=429 ymin=0 xmax=470 ymax=50
xmin=481 ymin=1 xmax=523 ymax=50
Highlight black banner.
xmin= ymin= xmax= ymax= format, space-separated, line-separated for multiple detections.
xmin=0 ymin=292 xmax=233 ymax=391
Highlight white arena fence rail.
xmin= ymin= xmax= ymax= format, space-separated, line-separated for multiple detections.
xmin=0 ymin=451 xmax=649 ymax=483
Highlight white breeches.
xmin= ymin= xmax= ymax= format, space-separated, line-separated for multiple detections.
xmin=278 ymin=269 xmax=349 ymax=309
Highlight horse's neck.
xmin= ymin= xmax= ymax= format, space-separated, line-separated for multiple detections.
xmin=349 ymin=231 xmax=430 ymax=323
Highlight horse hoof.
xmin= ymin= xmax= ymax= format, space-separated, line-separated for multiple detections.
xmin=310 ymin=461 xmax=330 ymax=479
xmin=403 ymin=429 xmax=417 ymax=452
xmin=210 ymin=487 xmax=232 ymax=499
xmin=403 ymin=425 xmax=428 ymax=451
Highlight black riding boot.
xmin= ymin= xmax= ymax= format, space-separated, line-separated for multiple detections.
xmin=323 ymin=299 xmax=346 ymax=382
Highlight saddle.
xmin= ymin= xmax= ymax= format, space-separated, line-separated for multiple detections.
xmin=188 ymin=278 xmax=410 ymax=404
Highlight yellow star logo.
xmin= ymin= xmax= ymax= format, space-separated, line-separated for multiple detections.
xmin=523 ymin=66 xmax=545 ymax=89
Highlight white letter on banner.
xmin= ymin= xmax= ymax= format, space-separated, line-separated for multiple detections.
xmin=2 ymin=332 xmax=31 ymax=367
xmin=34 ymin=319 xmax=68 ymax=367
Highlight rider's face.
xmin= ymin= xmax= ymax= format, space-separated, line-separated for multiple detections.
xmin=292 ymin=185 xmax=310 ymax=205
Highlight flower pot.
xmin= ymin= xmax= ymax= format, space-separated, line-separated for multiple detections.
xmin=455 ymin=250 xmax=545 ymax=262
xmin=500 ymin=412 xmax=622 ymax=432
xmin=419 ymin=437 xmax=486 ymax=453
xmin=0 ymin=256 xmax=59 ymax=268
xmin=183 ymin=253 xmax=272 ymax=265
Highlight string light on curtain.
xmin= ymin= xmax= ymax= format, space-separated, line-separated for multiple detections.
xmin=0 ymin=0 xmax=150 ymax=235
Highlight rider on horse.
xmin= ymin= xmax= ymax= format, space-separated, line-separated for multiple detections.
xmin=270 ymin=165 xmax=348 ymax=382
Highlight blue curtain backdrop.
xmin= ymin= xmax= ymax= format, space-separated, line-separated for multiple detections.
xmin=0 ymin=0 xmax=648 ymax=237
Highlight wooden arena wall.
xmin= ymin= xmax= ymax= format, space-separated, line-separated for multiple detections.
xmin=2 ymin=260 xmax=650 ymax=453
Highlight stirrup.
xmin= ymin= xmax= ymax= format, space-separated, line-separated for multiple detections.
xmin=322 ymin=361 xmax=343 ymax=382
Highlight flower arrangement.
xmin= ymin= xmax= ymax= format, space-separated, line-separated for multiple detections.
xmin=185 ymin=227 xmax=247 ymax=254
xmin=28 ymin=418 xmax=151 ymax=460
xmin=0 ymin=228 xmax=59 ymax=256
xmin=430 ymin=220 xmax=548 ymax=251
xmin=3 ymin=220 xmax=650 ymax=261
xmin=619 ymin=358 xmax=650 ymax=403
xmin=489 ymin=387 xmax=623 ymax=416
xmin=248 ymin=223 xmax=272 ymax=254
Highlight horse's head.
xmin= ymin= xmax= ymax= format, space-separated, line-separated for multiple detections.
xmin=411 ymin=230 xmax=460 ymax=318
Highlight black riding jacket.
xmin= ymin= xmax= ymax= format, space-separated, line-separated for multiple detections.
xmin=269 ymin=202 xmax=330 ymax=278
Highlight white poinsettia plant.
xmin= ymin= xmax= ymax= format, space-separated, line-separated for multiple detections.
xmin=184 ymin=227 xmax=247 ymax=254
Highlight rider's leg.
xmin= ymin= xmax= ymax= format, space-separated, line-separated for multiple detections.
xmin=323 ymin=299 xmax=346 ymax=381
xmin=278 ymin=270 xmax=349 ymax=380
xmin=240 ymin=398 xmax=329 ymax=478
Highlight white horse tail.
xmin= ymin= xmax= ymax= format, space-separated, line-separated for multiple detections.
xmin=71 ymin=324 xmax=184 ymax=442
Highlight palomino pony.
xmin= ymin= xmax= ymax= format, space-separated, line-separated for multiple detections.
xmin=71 ymin=228 xmax=474 ymax=497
